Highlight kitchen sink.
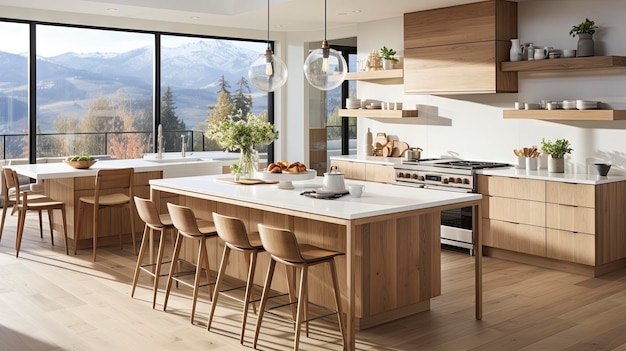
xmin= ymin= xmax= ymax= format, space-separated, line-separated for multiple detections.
xmin=144 ymin=157 xmax=205 ymax=163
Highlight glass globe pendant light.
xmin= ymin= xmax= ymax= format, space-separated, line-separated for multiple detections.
xmin=248 ymin=0 xmax=288 ymax=92
xmin=303 ymin=0 xmax=347 ymax=91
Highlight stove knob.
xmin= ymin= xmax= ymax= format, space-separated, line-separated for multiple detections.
xmin=411 ymin=174 xmax=418 ymax=179
xmin=398 ymin=172 xmax=404 ymax=178
xmin=442 ymin=178 xmax=449 ymax=184
xmin=456 ymin=178 xmax=462 ymax=184
xmin=463 ymin=178 xmax=470 ymax=184
xmin=404 ymin=173 xmax=412 ymax=179
xmin=418 ymin=176 xmax=425 ymax=181
xmin=448 ymin=177 xmax=455 ymax=183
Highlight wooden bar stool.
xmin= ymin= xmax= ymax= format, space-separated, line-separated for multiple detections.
xmin=3 ymin=168 xmax=69 ymax=258
xmin=253 ymin=224 xmax=347 ymax=351
xmin=131 ymin=196 xmax=176 ymax=309
xmin=207 ymin=212 xmax=265 ymax=344
xmin=74 ymin=168 xmax=137 ymax=261
xmin=163 ymin=203 xmax=217 ymax=324
xmin=1 ymin=167 xmax=48 ymax=243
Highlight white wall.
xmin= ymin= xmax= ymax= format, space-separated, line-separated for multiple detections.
xmin=356 ymin=0 xmax=626 ymax=175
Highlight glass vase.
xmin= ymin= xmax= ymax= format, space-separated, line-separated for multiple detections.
xmin=238 ymin=147 xmax=257 ymax=179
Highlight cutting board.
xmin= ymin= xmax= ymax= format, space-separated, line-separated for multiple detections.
xmin=215 ymin=177 xmax=279 ymax=185
xmin=391 ymin=141 xmax=409 ymax=157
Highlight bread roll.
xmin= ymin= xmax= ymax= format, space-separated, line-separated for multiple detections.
xmin=267 ymin=163 xmax=282 ymax=173
xmin=284 ymin=161 xmax=307 ymax=173
xmin=277 ymin=160 xmax=290 ymax=170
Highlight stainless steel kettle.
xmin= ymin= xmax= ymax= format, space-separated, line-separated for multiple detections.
xmin=402 ymin=147 xmax=423 ymax=161
xmin=322 ymin=165 xmax=347 ymax=192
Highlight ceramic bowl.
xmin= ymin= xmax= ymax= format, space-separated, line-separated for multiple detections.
xmin=64 ymin=159 xmax=97 ymax=169
xmin=593 ymin=163 xmax=611 ymax=176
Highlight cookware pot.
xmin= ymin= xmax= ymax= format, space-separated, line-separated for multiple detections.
xmin=402 ymin=147 xmax=423 ymax=161
xmin=323 ymin=165 xmax=347 ymax=192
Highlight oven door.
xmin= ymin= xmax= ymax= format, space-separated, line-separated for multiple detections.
xmin=440 ymin=206 xmax=474 ymax=251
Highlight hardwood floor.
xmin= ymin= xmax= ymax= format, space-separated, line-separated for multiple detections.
xmin=2 ymin=212 xmax=626 ymax=350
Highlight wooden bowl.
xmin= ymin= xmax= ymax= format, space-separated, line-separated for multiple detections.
xmin=63 ymin=159 xmax=97 ymax=169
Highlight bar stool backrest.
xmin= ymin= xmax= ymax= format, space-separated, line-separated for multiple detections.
xmin=257 ymin=224 xmax=304 ymax=263
xmin=167 ymin=202 xmax=202 ymax=236
xmin=212 ymin=212 xmax=253 ymax=249
xmin=134 ymin=196 xmax=163 ymax=228
xmin=93 ymin=168 xmax=134 ymax=205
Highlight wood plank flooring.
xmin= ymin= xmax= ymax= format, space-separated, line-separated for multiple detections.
xmin=2 ymin=212 xmax=626 ymax=350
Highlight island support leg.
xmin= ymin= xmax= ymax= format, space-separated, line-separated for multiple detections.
xmin=346 ymin=222 xmax=355 ymax=351
xmin=474 ymin=202 xmax=482 ymax=320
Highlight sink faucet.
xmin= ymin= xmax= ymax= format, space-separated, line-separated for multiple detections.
xmin=157 ymin=124 xmax=163 ymax=159
xmin=181 ymin=134 xmax=186 ymax=158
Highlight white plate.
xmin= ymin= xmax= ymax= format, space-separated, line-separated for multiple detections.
xmin=256 ymin=169 xmax=317 ymax=189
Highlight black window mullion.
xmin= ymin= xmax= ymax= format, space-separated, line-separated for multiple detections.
xmin=28 ymin=23 xmax=36 ymax=164
xmin=154 ymin=34 xmax=161 ymax=153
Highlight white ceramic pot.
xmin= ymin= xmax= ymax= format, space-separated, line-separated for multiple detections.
xmin=548 ymin=155 xmax=565 ymax=173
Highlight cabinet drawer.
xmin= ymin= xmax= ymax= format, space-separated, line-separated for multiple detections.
xmin=546 ymin=182 xmax=595 ymax=207
xmin=546 ymin=228 xmax=595 ymax=265
xmin=330 ymin=160 xmax=365 ymax=180
xmin=478 ymin=175 xmax=544 ymax=201
xmin=365 ymin=164 xmax=395 ymax=183
xmin=546 ymin=203 xmax=595 ymax=235
xmin=484 ymin=196 xmax=545 ymax=227
xmin=483 ymin=218 xmax=546 ymax=256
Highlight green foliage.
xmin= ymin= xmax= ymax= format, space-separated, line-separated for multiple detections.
xmin=206 ymin=110 xmax=278 ymax=152
xmin=160 ymin=86 xmax=186 ymax=151
xmin=67 ymin=155 xmax=94 ymax=161
xmin=570 ymin=18 xmax=598 ymax=37
xmin=380 ymin=46 xmax=399 ymax=62
xmin=541 ymin=138 xmax=572 ymax=158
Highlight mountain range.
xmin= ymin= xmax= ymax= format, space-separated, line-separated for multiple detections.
xmin=0 ymin=40 xmax=268 ymax=133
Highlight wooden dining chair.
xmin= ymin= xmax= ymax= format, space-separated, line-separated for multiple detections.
xmin=1 ymin=168 xmax=48 ymax=243
xmin=2 ymin=168 xmax=68 ymax=257
xmin=253 ymin=224 xmax=347 ymax=351
xmin=74 ymin=167 xmax=137 ymax=261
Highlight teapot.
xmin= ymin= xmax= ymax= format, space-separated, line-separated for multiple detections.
xmin=401 ymin=147 xmax=423 ymax=161
xmin=323 ymin=165 xmax=347 ymax=193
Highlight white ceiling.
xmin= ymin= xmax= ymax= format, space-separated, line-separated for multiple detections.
xmin=0 ymin=0 xmax=494 ymax=32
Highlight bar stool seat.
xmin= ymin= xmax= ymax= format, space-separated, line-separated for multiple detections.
xmin=207 ymin=212 xmax=265 ymax=345
xmin=163 ymin=203 xmax=217 ymax=324
xmin=131 ymin=196 xmax=176 ymax=308
xmin=253 ymin=224 xmax=347 ymax=351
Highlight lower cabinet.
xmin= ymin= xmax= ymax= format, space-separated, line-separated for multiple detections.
xmin=479 ymin=175 xmax=626 ymax=276
xmin=330 ymin=159 xmax=395 ymax=183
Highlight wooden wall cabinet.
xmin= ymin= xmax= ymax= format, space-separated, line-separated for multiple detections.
xmin=403 ymin=0 xmax=518 ymax=94
xmin=479 ymin=175 xmax=626 ymax=276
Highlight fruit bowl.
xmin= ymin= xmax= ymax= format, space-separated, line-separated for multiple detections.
xmin=63 ymin=159 xmax=97 ymax=169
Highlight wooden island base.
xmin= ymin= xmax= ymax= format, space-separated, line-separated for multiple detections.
xmin=154 ymin=190 xmax=443 ymax=330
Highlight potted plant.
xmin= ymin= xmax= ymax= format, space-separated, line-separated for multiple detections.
xmin=380 ymin=46 xmax=399 ymax=70
xmin=569 ymin=18 xmax=598 ymax=57
xmin=541 ymin=138 xmax=572 ymax=173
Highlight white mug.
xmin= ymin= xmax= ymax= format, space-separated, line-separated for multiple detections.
xmin=534 ymin=48 xmax=548 ymax=60
xmin=348 ymin=184 xmax=365 ymax=198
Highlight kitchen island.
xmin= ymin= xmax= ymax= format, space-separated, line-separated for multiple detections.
xmin=6 ymin=154 xmax=237 ymax=248
xmin=149 ymin=174 xmax=483 ymax=350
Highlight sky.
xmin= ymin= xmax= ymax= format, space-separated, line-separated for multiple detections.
xmin=0 ymin=21 xmax=264 ymax=56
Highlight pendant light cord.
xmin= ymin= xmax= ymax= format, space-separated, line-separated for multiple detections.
xmin=324 ymin=0 xmax=327 ymax=41
xmin=267 ymin=0 xmax=270 ymax=48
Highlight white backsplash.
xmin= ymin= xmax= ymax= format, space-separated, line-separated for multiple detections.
xmin=356 ymin=0 xmax=626 ymax=176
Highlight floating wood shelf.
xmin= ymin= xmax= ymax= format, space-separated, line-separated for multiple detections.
xmin=345 ymin=69 xmax=403 ymax=84
xmin=501 ymin=56 xmax=626 ymax=72
xmin=502 ymin=109 xmax=626 ymax=121
xmin=339 ymin=109 xmax=418 ymax=118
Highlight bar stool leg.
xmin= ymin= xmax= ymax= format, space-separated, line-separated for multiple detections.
xmin=92 ymin=204 xmax=98 ymax=262
xmin=253 ymin=259 xmax=277 ymax=349
xmin=294 ymin=265 xmax=308 ymax=351
xmin=208 ymin=245 xmax=231 ymax=330
xmin=240 ymin=249 xmax=259 ymax=344
xmin=74 ymin=201 xmax=84 ymax=255
xmin=190 ymin=237 xmax=209 ymax=324
xmin=61 ymin=206 xmax=69 ymax=255
xmin=163 ymin=232 xmax=183 ymax=312
xmin=38 ymin=210 xmax=43 ymax=238
xmin=47 ymin=210 xmax=53 ymax=245
xmin=131 ymin=225 xmax=150 ymax=298
xmin=329 ymin=259 xmax=347 ymax=350
xmin=152 ymin=227 xmax=166 ymax=309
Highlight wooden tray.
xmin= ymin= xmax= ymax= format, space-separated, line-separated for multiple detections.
xmin=215 ymin=177 xmax=279 ymax=185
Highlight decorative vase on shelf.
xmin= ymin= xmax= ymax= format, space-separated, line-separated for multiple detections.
xmin=576 ymin=33 xmax=594 ymax=57
xmin=382 ymin=58 xmax=396 ymax=70
xmin=238 ymin=147 xmax=257 ymax=179
xmin=547 ymin=155 xmax=565 ymax=173
xmin=509 ymin=38 xmax=523 ymax=62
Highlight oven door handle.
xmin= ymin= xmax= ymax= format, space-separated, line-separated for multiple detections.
xmin=423 ymin=185 xmax=472 ymax=193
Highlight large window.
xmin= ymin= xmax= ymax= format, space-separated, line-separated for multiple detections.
xmin=36 ymin=25 xmax=154 ymax=159
xmin=0 ymin=20 xmax=270 ymax=161
xmin=0 ymin=21 xmax=29 ymax=159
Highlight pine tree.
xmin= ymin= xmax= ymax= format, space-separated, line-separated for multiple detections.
xmin=160 ymin=86 xmax=186 ymax=151
xmin=232 ymin=76 xmax=252 ymax=117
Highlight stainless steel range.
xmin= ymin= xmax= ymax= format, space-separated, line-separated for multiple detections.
xmin=394 ymin=158 xmax=510 ymax=253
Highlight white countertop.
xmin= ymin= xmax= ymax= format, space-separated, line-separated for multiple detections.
xmin=149 ymin=175 xmax=482 ymax=220
xmin=479 ymin=168 xmax=626 ymax=185
xmin=7 ymin=155 xmax=237 ymax=180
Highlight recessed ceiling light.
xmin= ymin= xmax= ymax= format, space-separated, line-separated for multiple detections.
xmin=190 ymin=16 xmax=200 ymax=20
xmin=337 ymin=12 xmax=348 ymax=16
xmin=274 ymin=24 xmax=283 ymax=28
xmin=106 ymin=7 xmax=118 ymax=11
xmin=352 ymin=9 xmax=362 ymax=14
